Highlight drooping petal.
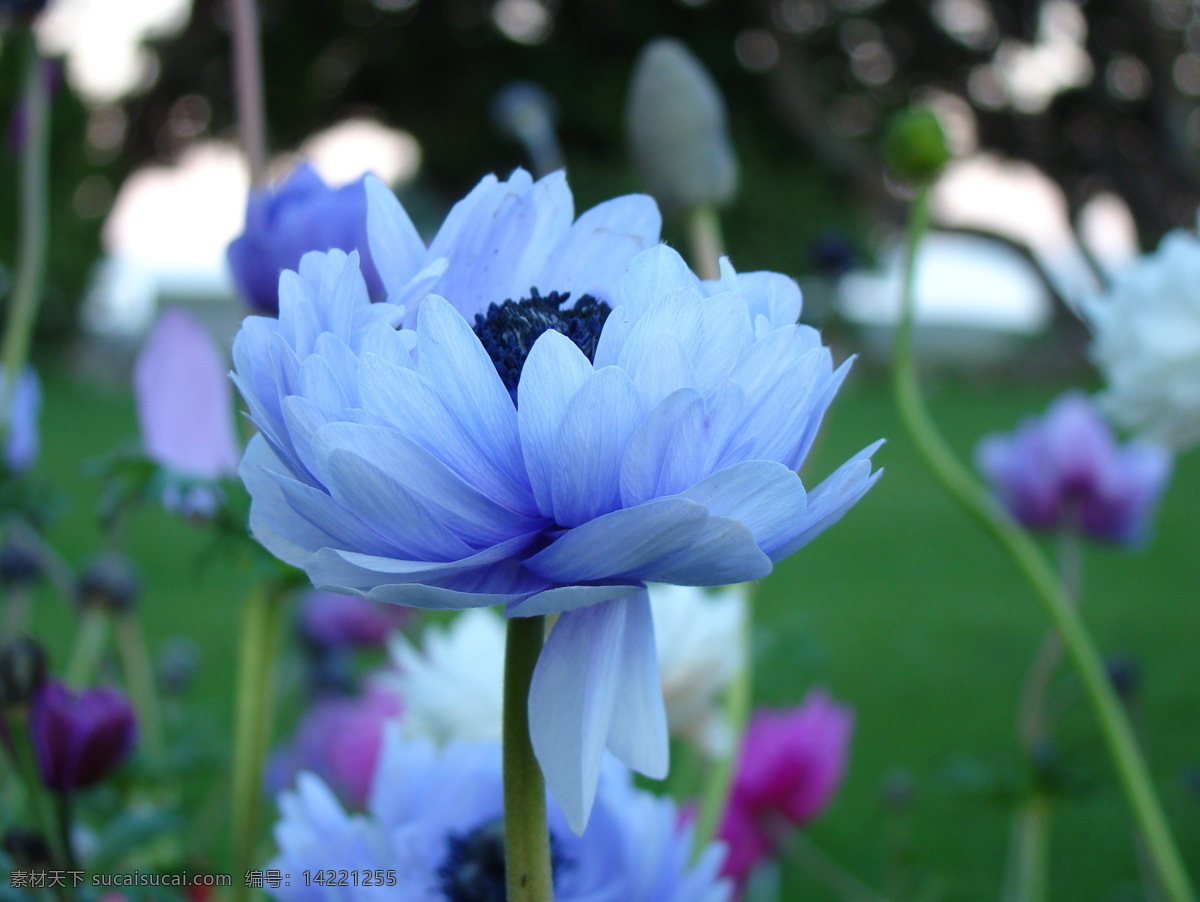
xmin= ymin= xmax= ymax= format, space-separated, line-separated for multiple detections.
xmin=602 ymin=590 xmax=669 ymax=780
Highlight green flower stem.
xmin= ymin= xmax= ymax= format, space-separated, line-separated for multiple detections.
xmin=892 ymin=186 xmax=1195 ymax=902
xmin=786 ymin=832 xmax=892 ymax=902
xmin=2 ymin=32 xmax=51 ymax=435
xmin=687 ymin=205 xmax=724 ymax=281
xmin=5 ymin=586 xmax=32 ymax=637
xmin=691 ymin=597 xmax=753 ymax=859
xmin=65 ymin=607 xmax=110 ymax=688
xmin=503 ymin=615 xmax=553 ymax=902
xmin=55 ymin=792 xmax=79 ymax=873
xmin=231 ymin=583 xmax=286 ymax=902
xmin=230 ymin=0 xmax=269 ymax=185
xmin=1003 ymin=795 xmax=1050 ymax=902
xmin=3 ymin=712 xmax=66 ymax=870
xmin=114 ymin=612 xmax=164 ymax=762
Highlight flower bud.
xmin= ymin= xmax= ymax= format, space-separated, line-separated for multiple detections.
xmin=29 ymin=679 xmax=137 ymax=793
xmin=155 ymin=636 xmax=199 ymax=697
xmin=0 ymin=533 xmax=42 ymax=587
xmin=76 ymin=552 xmax=139 ymax=612
xmin=882 ymin=107 xmax=951 ymax=184
xmin=1105 ymin=653 xmax=1140 ymax=704
xmin=0 ymin=637 xmax=47 ymax=708
xmin=626 ymin=39 xmax=738 ymax=214
xmin=490 ymin=81 xmax=563 ymax=177
xmin=2 ymin=828 xmax=53 ymax=869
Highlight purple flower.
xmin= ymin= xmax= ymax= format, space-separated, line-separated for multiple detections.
xmin=226 ymin=164 xmax=383 ymax=315
xmin=975 ymin=391 xmax=1172 ymax=544
xmin=135 ymin=308 xmax=240 ymax=480
xmin=298 ymin=591 xmax=407 ymax=651
xmin=718 ymin=690 xmax=853 ymax=884
xmin=29 ymin=679 xmax=137 ymax=793
xmin=266 ymin=680 xmax=402 ymax=809
xmin=2 ymin=366 xmax=40 ymax=473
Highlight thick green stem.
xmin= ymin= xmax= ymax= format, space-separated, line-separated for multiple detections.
xmin=687 ymin=205 xmax=724 ymax=280
xmin=230 ymin=584 xmax=285 ymax=901
xmin=891 ymin=188 xmax=1195 ymax=902
xmin=2 ymin=33 xmax=50 ymax=436
xmin=65 ymin=607 xmax=109 ymax=688
xmin=114 ymin=612 xmax=164 ymax=762
xmin=503 ymin=616 xmax=553 ymax=902
xmin=691 ymin=598 xmax=753 ymax=859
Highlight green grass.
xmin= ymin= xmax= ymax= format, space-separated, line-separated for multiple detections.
xmin=21 ymin=354 xmax=1200 ymax=899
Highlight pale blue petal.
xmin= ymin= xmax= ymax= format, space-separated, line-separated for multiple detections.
xmin=765 ymin=441 xmax=884 ymax=560
xmin=615 ymin=245 xmax=702 ymax=320
xmin=364 ymin=175 xmax=425 ymax=302
xmin=549 ymin=367 xmax=647 ymax=526
xmin=524 ymin=497 xmax=706 ymax=583
xmin=529 ymin=600 xmax=626 ymax=834
xmin=311 ymin=421 xmax=544 ymax=546
xmin=517 ymin=329 xmax=593 ymax=517
xmin=416 ymin=295 xmax=526 ymax=487
xmin=726 ymin=269 xmax=803 ymax=327
xmin=240 ymin=435 xmax=336 ymax=567
xmin=630 ymin=515 xmax=770 ymax=586
xmin=539 ymin=194 xmax=662 ymax=305
xmin=271 ymin=469 xmax=403 ymax=558
xmin=603 ymin=590 xmax=669 ymax=780
xmin=619 ymin=389 xmax=705 ymax=507
xmin=505 ymin=583 xmax=644 ymax=617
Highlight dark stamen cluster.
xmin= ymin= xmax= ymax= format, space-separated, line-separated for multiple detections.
xmin=436 ymin=818 xmax=570 ymax=902
xmin=473 ymin=288 xmax=612 ymax=397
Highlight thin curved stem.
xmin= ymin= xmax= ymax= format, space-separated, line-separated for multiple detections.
xmin=229 ymin=0 xmax=268 ymax=185
xmin=2 ymin=34 xmax=50 ymax=434
xmin=687 ymin=205 xmax=724 ymax=280
xmin=891 ymin=187 xmax=1194 ymax=902
xmin=503 ymin=616 xmax=553 ymax=902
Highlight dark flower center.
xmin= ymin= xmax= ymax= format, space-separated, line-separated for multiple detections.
xmin=436 ymin=818 xmax=568 ymax=902
xmin=473 ymin=288 xmax=612 ymax=397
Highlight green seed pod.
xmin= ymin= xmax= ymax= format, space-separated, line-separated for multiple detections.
xmin=0 ymin=637 xmax=48 ymax=709
xmin=882 ymin=107 xmax=951 ymax=184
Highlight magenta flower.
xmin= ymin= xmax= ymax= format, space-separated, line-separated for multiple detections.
xmin=976 ymin=391 xmax=1171 ymax=544
xmin=266 ymin=680 xmax=401 ymax=808
xmin=29 ymin=679 xmax=137 ymax=793
xmin=134 ymin=308 xmax=240 ymax=514
xmin=718 ymin=689 xmax=854 ymax=884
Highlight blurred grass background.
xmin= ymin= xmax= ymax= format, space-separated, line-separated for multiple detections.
xmin=23 ymin=352 xmax=1200 ymax=900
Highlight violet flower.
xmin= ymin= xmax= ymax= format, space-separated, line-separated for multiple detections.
xmin=29 ymin=679 xmax=137 ymax=793
xmin=298 ymin=591 xmax=406 ymax=652
xmin=2 ymin=366 xmax=40 ymax=474
xmin=226 ymin=163 xmax=383 ymax=315
xmin=718 ymin=689 xmax=854 ymax=884
xmin=975 ymin=391 xmax=1172 ymax=544
xmin=134 ymin=308 xmax=240 ymax=515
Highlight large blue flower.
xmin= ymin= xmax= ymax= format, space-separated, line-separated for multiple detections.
xmin=269 ymin=730 xmax=732 ymax=902
xmin=234 ymin=170 xmax=881 ymax=830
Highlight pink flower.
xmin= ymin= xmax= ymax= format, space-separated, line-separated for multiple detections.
xmin=718 ymin=689 xmax=854 ymax=884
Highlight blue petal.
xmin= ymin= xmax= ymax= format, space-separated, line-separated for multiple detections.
xmin=529 ymin=600 xmax=626 ymax=834
xmin=365 ymin=175 xmax=425 ymax=303
xmin=505 ymin=583 xmax=644 ymax=617
xmin=240 ymin=435 xmax=337 ymax=567
xmin=539 ymin=194 xmax=662 ymax=305
xmin=603 ymin=590 xmax=668 ymax=780
xmin=517 ymin=330 xmax=593 ymax=518
xmin=524 ymin=497 xmax=706 ymax=583
xmin=765 ymin=441 xmax=884 ymax=560
xmin=548 ymin=367 xmax=647 ymax=527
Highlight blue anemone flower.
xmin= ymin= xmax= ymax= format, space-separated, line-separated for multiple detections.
xmin=233 ymin=170 xmax=882 ymax=831
xmin=269 ymin=730 xmax=732 ymax=902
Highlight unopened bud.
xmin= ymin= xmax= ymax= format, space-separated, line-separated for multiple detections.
xmin=626 ymin=39 xmax=738 ymax=214
xmin=0 ymin=637 xmax=47 ymax=708
xmin=0 ymin=534 xmax=41 ymax=587
xmin=76 ymin=552 xmax=139 ymax=612
xmin=2 ymin=828 xmax=53 ymax=869
xmin=882 ymin=107 xmax=951 ymax=184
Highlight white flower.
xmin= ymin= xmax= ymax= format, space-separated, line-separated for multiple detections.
xmin=650 ymin=583 xmax=746 ymax=757
xmin=389 ymin=584 xmax=747 ymax=755
xmin=387 ymin=609 xmax=506 ymax=743
xmin=1085 ymin=229 xmax=1200 ymax=449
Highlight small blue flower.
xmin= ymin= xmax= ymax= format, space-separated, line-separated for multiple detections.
xmin=976 ymin=391 xmax=1171 ymax=544
xmin=234 ymin=170 xmax=881 ymax=830
xmin=227 ymin=164 xmax=384 ymax=315
xmin=268 ymin=729 xmax=732 ymax=902
xmin=2 ymin=366 xmax=40 ymax=474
